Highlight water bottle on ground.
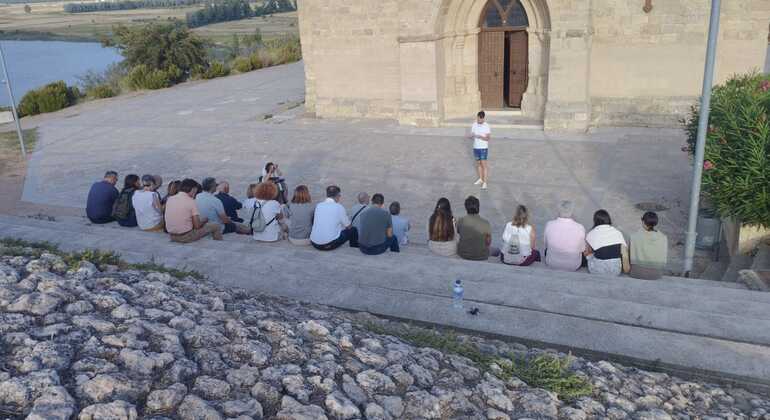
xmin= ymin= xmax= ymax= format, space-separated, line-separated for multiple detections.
xmin=452 ymin=279 xmax=464 ymax=310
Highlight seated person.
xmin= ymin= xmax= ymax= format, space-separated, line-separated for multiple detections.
xmin=585 ymin=209 xmax=630 ymax=276
xmin=162 ymin=180 xmax=181 ymax=207
xmin=165 ymin=178 xmax=223 ymax=243
xmin=132 ymin=174 xmax=164 ymax=232
xmin=259 ymin=162 xmax=288 ymax=204
xmin=629 ymin=211 xmax=668 ymax=280
xmin=215 ymin=181 xmax=243 ymax=223
xmin=310 ymin=185 xmax=359 ymax=250
xmin=287 ymin=185 xmax=315 ymax=246
xmin=389 ymin=201 xmax=410 ymax=246
xmin=501 ymin=205 xmax=541 ymax=266
xmin=456 ymin=195 xmax=498 ymax=261
xmin=196 ymin=177 xmax=250 ymax=235
xmin=349 ymin=192 xmax=370 ymax=232
xmin=543 ymin=201 xmax=586 ymax=271
xmin=358 ymin=193 xmax=399 ymax=255
xmin=86 ymin=171 xmax=119 ymax=224
xmin=113 ymin=174 xmax=140 ymax=228
xmin=243 ymin=182 xmax=285 ymax=242
xmin=428 ymin=198 xmax=457 ymax=257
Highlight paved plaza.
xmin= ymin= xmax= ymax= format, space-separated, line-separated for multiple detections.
xmin=20 ymin=61 xmax=693 ymax=269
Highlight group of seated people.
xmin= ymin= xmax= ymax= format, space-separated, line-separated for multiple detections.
xmin=86 ymin=168 xmax=668 ymax=279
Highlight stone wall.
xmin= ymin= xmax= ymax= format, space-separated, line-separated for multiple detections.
xmin=299 ymin=0 xmax=770 ymax=130
xmin=588 ymin=0 xmax=770 ymax=128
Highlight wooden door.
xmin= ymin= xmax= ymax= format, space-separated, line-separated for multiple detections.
xmin=507 ymin=31 xmax=528 ymax=108
xmin=478 ymin=31 xmax=505 ymax=109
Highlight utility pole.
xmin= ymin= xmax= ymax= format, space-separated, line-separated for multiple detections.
xmin=683 ymin=0 xmax=721 ymax=276
xmin=0 ymin=41 xmax=26 ymax=157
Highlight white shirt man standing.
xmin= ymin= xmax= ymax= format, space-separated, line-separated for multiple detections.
xmin=468 ymin=110 xmax=491 ymax=190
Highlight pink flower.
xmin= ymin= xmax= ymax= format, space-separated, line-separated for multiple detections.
xmin=703 ymin=160 xmax=715 ymax=170
xmin=761 ymin=80 xmax=770 ymax=92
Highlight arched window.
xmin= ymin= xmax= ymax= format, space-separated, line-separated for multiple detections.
xmin=481 ymin=0 xmax=529 ymax=29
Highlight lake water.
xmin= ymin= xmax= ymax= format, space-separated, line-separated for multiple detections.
xmin=0 ymin=40 xmax=123 ymax=106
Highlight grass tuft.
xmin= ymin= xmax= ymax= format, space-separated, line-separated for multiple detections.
xmin=361 ymin=320 xmax=592 ymax=402
xmin=0 ymin=237 xmax=204 ymax=280
xmin=499 ymin=353 xmax=592 ymax=402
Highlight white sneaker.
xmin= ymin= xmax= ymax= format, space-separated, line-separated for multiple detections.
xmin=481 ymin=182 xmax=488 ymax=190
xmin=473 ymin=178 xmax=483 ymax=185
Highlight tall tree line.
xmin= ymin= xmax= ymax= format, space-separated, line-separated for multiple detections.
xmin=64 ymin=0 xmax=203 ymax=13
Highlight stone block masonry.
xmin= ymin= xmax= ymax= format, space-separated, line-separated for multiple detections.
xmin=298 ymin=0 xmax=770 ymax=130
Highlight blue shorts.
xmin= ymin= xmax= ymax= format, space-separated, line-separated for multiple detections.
xmin=473 ymin=148 xmax=489 ymax=161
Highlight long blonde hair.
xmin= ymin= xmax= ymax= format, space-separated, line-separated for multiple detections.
xmin=512 ymin=205 xmax=529 ymax=227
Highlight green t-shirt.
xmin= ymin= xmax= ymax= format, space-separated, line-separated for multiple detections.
xmin=457 ymin=214 xmax=491 ymax=260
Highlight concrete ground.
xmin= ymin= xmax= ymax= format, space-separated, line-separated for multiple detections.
xmin=14 ymin=61 xmax=698 ymax=273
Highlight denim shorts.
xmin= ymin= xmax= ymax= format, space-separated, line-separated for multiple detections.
xmin=473 ymin=148 xmax=489 ymax=161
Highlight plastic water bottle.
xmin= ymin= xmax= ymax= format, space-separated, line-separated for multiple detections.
xmin=452 ymin=279 xmax=464 ymax=310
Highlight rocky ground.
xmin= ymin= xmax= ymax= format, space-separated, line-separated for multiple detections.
xmin=1 ymin=248 xmax=769 ymax=420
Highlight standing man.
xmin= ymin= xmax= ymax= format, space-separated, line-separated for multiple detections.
xmin=86 ymin=171 xmax=119 ymax=224
xmin=468 ymin=110 xmax=491 ymax=190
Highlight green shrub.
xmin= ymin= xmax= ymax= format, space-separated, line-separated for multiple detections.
xmin=683 ymin=72 xmax=770 ymax=228
xmin=18 ymin=80 xmax=79 ymax=117
xmin=249 ymin=53 xmax=263 ymax=70
xmin=264 ymin=35 xmax=301 ymax=65
xmin=200 ymin=61 xmax=230 ymax=79
xmin=127 ymin=64 xmax=172 ymax=90
xmin=87 ymin=84 xmax=116 ymax=99
xmin=231 ymin=56 xmax=253 ymax=73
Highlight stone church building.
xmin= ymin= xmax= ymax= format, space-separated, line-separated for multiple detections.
xmin=297 ymin=0 xmax=769 ymax=130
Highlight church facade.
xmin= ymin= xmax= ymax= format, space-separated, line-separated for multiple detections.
xmin=297 ymin=0 xmax=769 ymax=130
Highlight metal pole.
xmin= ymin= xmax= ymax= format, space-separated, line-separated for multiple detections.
xmin=683 ymin=0 xmax=721 ymax=276
xmin=0 ymin=41 xmax=26 ymax=157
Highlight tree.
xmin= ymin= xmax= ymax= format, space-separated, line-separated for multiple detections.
xmin=23 ymin=4 xmax=31 ymax=13
xmin=110 ymin=23 xmax=207 ymax=78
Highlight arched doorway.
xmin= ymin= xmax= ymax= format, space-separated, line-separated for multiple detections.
xmin=478 ymin=0 xmax=530 ymax=109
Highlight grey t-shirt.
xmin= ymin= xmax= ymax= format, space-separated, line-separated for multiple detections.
xmin=288 ymin=203 xmax=315 ymax=239
xmin=358 ymin=207 xmax=392 ymax=247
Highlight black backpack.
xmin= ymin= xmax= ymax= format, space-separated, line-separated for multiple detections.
xmin=112 ymin=189 xmax=133 ymax=220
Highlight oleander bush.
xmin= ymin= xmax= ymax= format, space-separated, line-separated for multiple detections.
xmin=18 ymin=81 xmax=80 ymax=117
xmin=231 ymin=56 xmax=254 ymax=73
xmin=683 ymin=72 xmax=770 ymax=228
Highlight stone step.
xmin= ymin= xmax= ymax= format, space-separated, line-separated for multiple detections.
xmin=2 ymin=215 xmax=750 ymax=294
xmin=2 ymin=215 xmax=770 ymax=388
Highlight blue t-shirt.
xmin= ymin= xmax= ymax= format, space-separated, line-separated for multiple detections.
xmin=86 ymin=180 xmax=118 ymax=222
xmin=392 ymin=215 xmax=410 ymax=245
xmin=196 ymin=191 xmax=226 ymax=230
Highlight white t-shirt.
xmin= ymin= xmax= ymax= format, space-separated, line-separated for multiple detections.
xmin=310 ymin=198 xmax=350 ymax=245
xmin=502 ymin=223 xmax=533 ymax=257
xmin=471 ymin=122 xmax=491 ymax=149
xmin=243 ymin=198 xmax=282 ymax=242
xmin=132 ymin=190 xmax=162 ymax=230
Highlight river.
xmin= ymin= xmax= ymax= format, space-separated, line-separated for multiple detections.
xmin=0 ymin=40 xmax=122 ymax=106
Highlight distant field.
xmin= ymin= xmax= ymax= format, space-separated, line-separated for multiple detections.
xmin=0 ymin=2 xmax=298 ymax=43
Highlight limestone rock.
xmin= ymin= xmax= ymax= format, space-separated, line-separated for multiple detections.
xmin=26 ymin=386 xmax=76 ymax=420
xmin=193 ymin=376 xmax=232 ymax=401
xmin=145 ymin=383 xmax=187 ymax=414
xmin=276 ymin=396 xmax=328 ymax=420
xmin=79 ymin=400 xmax=138 ymax=420
xmin=356 ymin=370 xmax=396 ymax=396
xmin=324 ymin=391 xmax=361 ymax=420
xmin=403 ymin=390 xmax=442 ymax=419
xmin=6 ymin=292 xmax=61 ymax=315
xmin=222 ymin=398 xmax=263 ymax=418
xmin=177 ymin=395 xmax=223 ymax=420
